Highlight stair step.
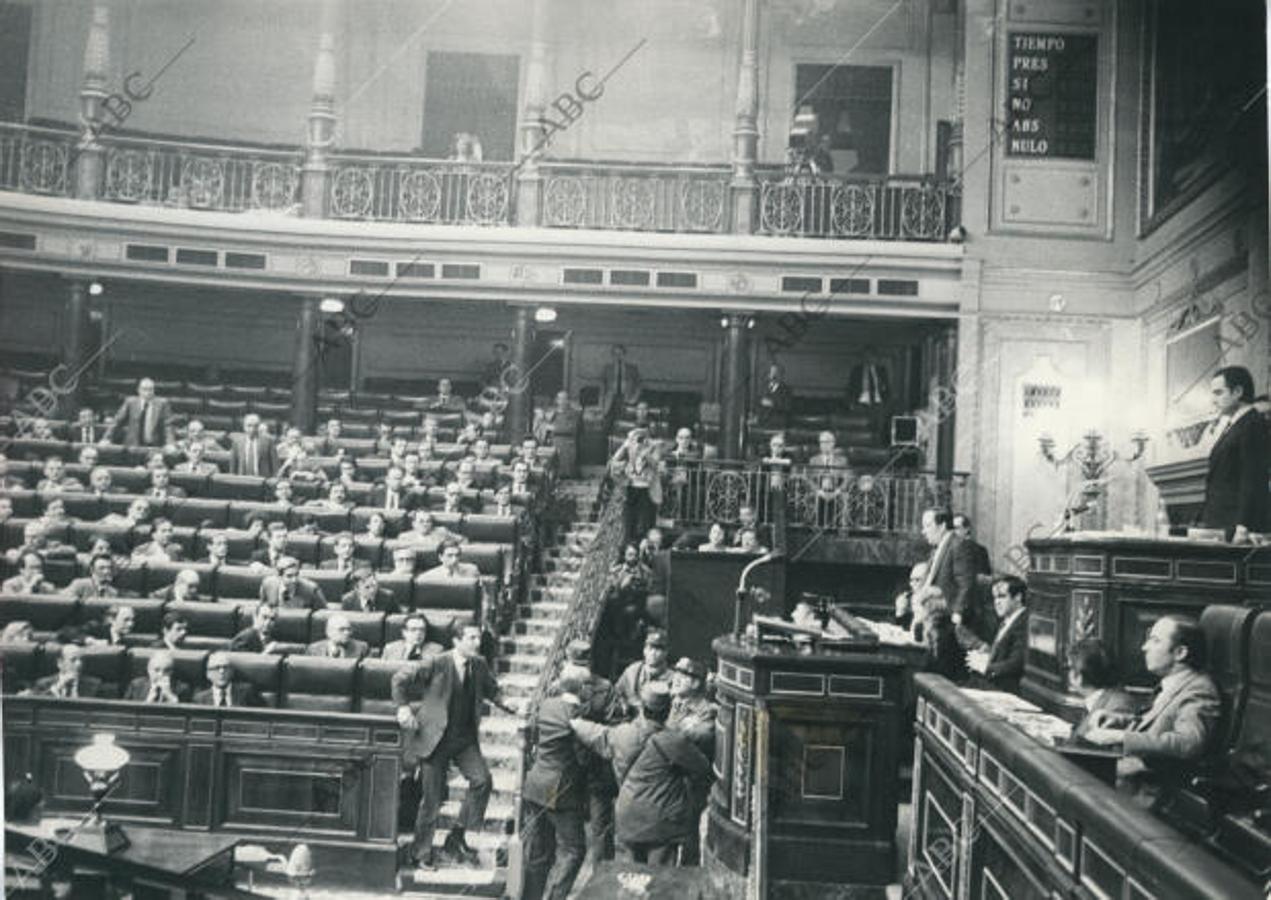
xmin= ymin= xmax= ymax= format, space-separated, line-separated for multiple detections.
xmin=501 ymin=632 xmax=554 ymax=653
xmin=517 ymin=617 xmax=559 ymax=637
xmin=438 ymin=797 xmax=515 ymax=829
xmin=448 ymin=768 xmax=519 ymax=800
xmin=499 ymin=652 xmax=548 ymax=675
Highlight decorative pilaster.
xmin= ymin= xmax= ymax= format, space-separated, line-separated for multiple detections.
xmin=720 ymin=314 xmax=752 ymax=460
xmin=302 ymin=5 xmax=338 ymax=218
xmin=515 ymin=0 xmax=552 ymax=226
xmin=730 ymin=0 xmax=761 ymax=233
xmin=75 ymin=4 xmax=111 ymax=200
xmin=291 ymin=298 xmax=321 ymax=433
xmin=62 ymin=280 xmax=92 ymax=415
xmin=506 ymin=306 xmax=534 ymax=438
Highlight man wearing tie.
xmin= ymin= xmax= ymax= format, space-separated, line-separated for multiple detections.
xmin=1200 ymin=365 xmax=1270 ymax=541
xmin=307 ymin=615 xmax=370 ymax=659
xmin=258 ymin=556 xmax=327 ymax=610
xmin=967 ymin=576 xmax=1029 ymax=692
xmin=75 ymin=408 xmax=101 ymax=445
xmin=341 ymin=568 xmax=400 ymax=613
xmin=229 ymin=414 xmax=277 ymax=478
xmin=370 ymin=466 xmax=412 ymax=513
xmin=382 ymin=614 xmax=443 ymax=661
xmin=104 ymin=378 xmax=174 ymax=447
xmin=124 ymin=651 xmax=192 ymax=703
xmin=392 ymin=619 xmax=510 ymax=869
xmin=195 ymin=652 xmax=262 ymax=708
xmin=31 ymin=645 xmax=103 ymax=699
xmin=600 ymin=344 xmax=642 ymax=430
xmin=919 ymin=508 xmax=987 ymax=648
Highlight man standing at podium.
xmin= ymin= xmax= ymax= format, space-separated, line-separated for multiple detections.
xmin=1200 ymin=366 xmax=1269 ymax=540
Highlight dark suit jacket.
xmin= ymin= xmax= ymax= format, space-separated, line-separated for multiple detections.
xmin=600 ymin=361 xmax=642 ymax=409
xmin=107 ymin=396 xmax=174 ymax=447
xmin=846 ymin=362 xmax=891 ymax=406
xmin=340 ymin=588 xmax=400 ymax=613
xmin=368 ymin=485 xmax=416 ymax=512
xmin=258 ymin=575 xmax=326 ymax=610
xmin=1201 ymin=409 xmax=1270 ymax=532
xmin=228 ymin=626 xmax=273 ymax=653
xmin=757 ymin=380 xmax=793 ymax=426
xmin=966 ymin=539 xmax=992 ymax=576
xmin=306 ymin=638 xmax=369 ymax=659
xmin=522 ymin=694 xmax=589 ymax=811
xmin=229 ymin=432 xmax=278 ymax=478
xmin=391 ymin=652 xmax=499 ymax=764
xmin=928 ymin=534 xmax=985 ymax=637
xmin=32 ymin=675 xmax=105 ymax=698
xmin=249 ymin=548 xmax=286 ymax=568
xmin=193 ymin=682 xmax=263 ymax=707
xmin=983 ymin=611 xmax=1028 ymax=689
xmin=123 ymin=676 xmax=192 ymax=703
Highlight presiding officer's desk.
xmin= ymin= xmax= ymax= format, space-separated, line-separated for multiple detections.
xmin=908 ymin=674 xmax=1262 ymax=900
xmin=1023 ymin=534 xmax=1271 ymax=709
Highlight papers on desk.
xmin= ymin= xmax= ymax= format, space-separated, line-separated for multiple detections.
xmin=857 ymin=618 xmax=922 ymax=646
xmin=959 ymin=688 xmax=1073 ymax=746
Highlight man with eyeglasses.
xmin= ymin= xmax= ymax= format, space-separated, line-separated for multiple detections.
xmin=383 ymin=614 xmax=442 ymax=661
xmin=307 ymin=614 xmax=370 ymax=660
xmin=194 ymin=652 xmax=262 ymax=707
xmin=124 ymin=651 xmax=191 ymax=703
xmin=341 ymin=568 xmax=401 ymax=613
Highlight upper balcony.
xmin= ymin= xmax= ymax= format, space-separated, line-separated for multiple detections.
xmin=0 ymin=122 xmax=960 ymax=243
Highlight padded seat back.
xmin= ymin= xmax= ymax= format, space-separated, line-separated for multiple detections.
xmin=462 ymin=514 xmax=517 ymax=544
xmin=196 ymin=530 xmax=257 ymax=565
xmin=209 ymin=475 xmax=266 ymax=502
xmin=68 ymin=521 xmax=131 ymax=553
xmin=312 ymin=609 xmax=386 ymax=647
xmin=215 ymin=566 xmax=264 ymax=601
xmin=34 ymin=644 xmax=129 ymax=697
xmin=377 ymin=574 xmax=414 ymax=611
xmin=128 ymin=647 xmax=210 ymax=689
xmin=1232 ymin=611 xmax=1271 ymax=785
xmin=1199 ymin=604 xmax=1257 ymax=748
xmin=272 ymin=609 xmax=313 ymax=645
xmin=0 ymin=642 xmax=42 ymax=692
xmin=282 ymin=656 xmax=358 ymax=712
xmin=80 ymin=597 xmax=166 ymax=637
xmin=221 ymin=651 xmax=282 ymax=706
xmin=358 ymin=659 xmax=410 ymax=715
xmin=167 ymin=600 xmax=239 ymax=640
xmin=169 ymin=497 xmax=229 ymax=529
xmin=0 ymin=595 xmax=79 ymax=633
xmin=111 ymin=556 xmax=148 ymax=595
xmin=106 ymin=468 xmax=151 ymax=494
xmin=1 ymin=489 xmax=38 ymax=517
xmin=303 ymin=569 xmax=353 ymax=606
xmin=226 ymin=500 xmax=288 ymax=528
xmin=144 ymin=561 xmax=216 ymax=595
xmin=459 ymin=543 xmax=504 ymax=577
xmin=413 ymin=577 xmax=480 ymax=615
xmin=59 ymin=492 xmax=106 ymax=522
xmin=304 ymin=508 xmax=351 ymax=534
xmin=284 ymin=533 xmax=320 ymax=565
xmin=169 ymin=472 xmax=211 ymax=498
xmin=353 ymin=536 xmax=386 ymax=569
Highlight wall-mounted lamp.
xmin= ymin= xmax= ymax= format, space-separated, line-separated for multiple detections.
xmin=319 ymin=297 xmax=345 ymax=314
xmin=534 ymin=306 xmax=557 ymax=323
xmin=88 ymin=281 xmax=104 ymax=296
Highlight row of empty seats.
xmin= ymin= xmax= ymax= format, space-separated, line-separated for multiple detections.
xmin=1 ymin=642 xmax=437 ymax=714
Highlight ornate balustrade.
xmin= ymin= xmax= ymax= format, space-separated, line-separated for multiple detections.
xmin=328 ymin=154 xmax=515 ymax=225
xmin=99 ymin=134 xmax=302 ymax=211
xmin=536 ymin=161 xmax=732 ymax=233
xmin=755 ymin=170 xmax=960 ymax=241
xmin=0 ymin=123 xmax=78 ymax=197
xmin=660 ymin=459 xmax=970 ymax=536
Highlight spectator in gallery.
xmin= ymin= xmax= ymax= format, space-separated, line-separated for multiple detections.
xmin=482 ymin=341 xmax=512 ymax=389
xmin=730 ymin=526 xmax=768 ymax=555
xmin=1067 ymin=641 xmax=1138 ymax=742
xmin=697 ymin=522 xmax=728 ymax=553
xmin=600 ymin=344 xmax=643 ymax=429
xmin=757 ymin=362 xmax=793 ymax=428
xmin=1083 ymin=616 xmax=1221 ymax=806
xmin=450 ymin=131 xmax=484 ymax=163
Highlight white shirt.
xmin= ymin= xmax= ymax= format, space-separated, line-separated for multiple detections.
xmin=1211 ymin=403 xmax=1254 ymax=441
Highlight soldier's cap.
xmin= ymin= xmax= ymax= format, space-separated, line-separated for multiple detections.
xmin=673 ymin=657 xmax=706 ymax=680
xmin=639 ymin=681 xmax=672 ymax=714
xmin=565 ymin=639 xmax=592 ymax=666
xmin=644 ymin=629 xmax=667 ymax=648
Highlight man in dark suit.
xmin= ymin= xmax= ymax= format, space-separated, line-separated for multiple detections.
xmin=521 ymin=670 xmax=591 ymax=900
xmin=74 ymin=407 xmax=102 ymax=445
xmin=30 ymin=645 xmax=103 ymax=698
xmin=228 ymin=602 xmax=280 ymax=653
xmin=306 ymin=614 xmax=370 ymax=659
xmin=600 ymin=344 xmax=642 ymax=428
xmin=249 ymin=522 xmax=289 ymax=569
xmin=756 ymin=363 xmax=793 ymax=428
xmin=341 ymin=568 xmax=400 ymax=613
xmin=193 ymin=652 xmax=262 ymax=707
xmin=150 ymin=569 xmax=205 ymax=603
xmin=382 ymin=614 xmax=444 ymax=661
xmin=146 ymin=467 xmax=187 ymax=501
xmin=846 ymin=358 xmax=890 ymax=408
xmin=1200 ymin=366 xmax=1270 ymax=539
xmin=968 ymin=575 xmax=1028 ymax=692
xmin=228 ymin=413 xmax=277 ymax=478
xmin=369 ymin=466 xmax=414 ymax=513
xmin=258 ymin=557 xmax=327 ymax=610
xmin=123 ymin=650 xmax=192 ymax=703
xmin=952 ymin=513 xmax=992 ymax=575
xmin=920 ymin=508 xmax=989 ymax=648
xmin=1083 ymin=616 xmax=1221 ymax=806
xmin=64 ymin=553 xmax=122 ymax=600
xmin=391 ymin=619 xmax=510 ymax=869
xmin=104 ymin=378 xmax=174 ymax=447
xmin=151 ymin=612 xmax=190 ymax=651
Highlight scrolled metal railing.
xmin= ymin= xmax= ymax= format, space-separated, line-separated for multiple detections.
xmin=538 ymin=160 xmax=731 ymax=233
xmin=0 ymin=123 xmax=78 ymax=197
xmin=754 ymin=170 xmax=959 ymax=241
xmin=327 ymin=154 xmax=515 ymax=224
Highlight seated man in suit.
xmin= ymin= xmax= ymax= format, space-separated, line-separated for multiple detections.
xmin=229 ymin=602 xmax=281 ymax=653
xmin=65 ymin=553 xmax=123 ymax=599
xmin=36 ymin=456 xmax=84 ymax=493
xmin=390 ymin=545 xmax=420 ymax=577
xmin=152 ymin=612 xmax=190 ymax=651
xmin=321 ymin=532 xmax=359 ymax=577
xmin=383 ymin=613 xmax=443 ymax=661
xmin=147 ymin=465 xmax=187 ymax=500
xmin=29 ymin=645 xmax=103 ymax=698
xmin=194 ymin=651 xmax=263 ymax=707
xmin=2 ymin=551 xmax=58 ymax=595
xmin=309 ymin=481 xmax=353 ymax=511
xmin=124 ymin=650 xmax=191 ymax=703
xmin=174 ymin=441 xmax=220 ymax=476
xmin=426 ymin=377 xmax=466 ymax=414
xmin=400 ymin=509 xmax=463 ymax=547
xmin=151 ymin=568 xmax=204 ymax=603
xmin=315 ymin=418 xmax=344 ymax=457
xmin=131 ymin=517 xmax=184 ymax=563
xmin=79 ymin=603 xmax=138 ymax=648
xmin=87 ymin=466 xmax=123 ymax=496
xmin=485 ymin=485 xmax=517 ymax=518
xmin=1066 ymin=640 xmax=1137 ymax=742
xmin=892 ymin=561 xmax=929 ymax=629
xmin=206 ymin=532 xmax=231 ymax=567
xmin=442 ymin=479 xmax=481 ymax=515
xmin=5 ymin=521 xmax=76 ymax=567
xmin=250 ymin=521 xmax=290 ymax=570
xmin=259 ymin=556 xmax=327 ymax=610
xmin=78 ymin=445 xmax=100 ymax=467
xmin=370 ymin=466 xmax=414 ymax=513
xmin=341 ymin=567 xmax=400 ymax=613
xmin=176 ymin=418 xmax=223 ymax=455
xmin=967 ymin=575 xmax=1028 ymax=691
xmin=1083 ymin=615 xmax=1222 ymax=806
xmin=99 ymin=497 xmax=152 ymax=530
xmin=307 ymin=613 xmax=370 ymax=659
xmin=421 ymin=540 xmax=481 ymax=581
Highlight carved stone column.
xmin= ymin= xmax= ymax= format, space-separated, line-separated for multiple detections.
xmin=506 ymin=306 xmax=534 ymax=439
xmin=730 ymin=0 xmax=761 ymax=233
xmin=291 ymin=297 xmax=321 ymax=433
xmin=720 ymin=314 xmax=752 ymax=460
xmin=61 ymin=280 xmax=92 ymax=415
xmin=302 ymin=3 xmax=339 ymax=218
xmin=75 ymin=4 xmax=110 ymax=200
xmin=515 ymin=0 xmax=552 ymax=226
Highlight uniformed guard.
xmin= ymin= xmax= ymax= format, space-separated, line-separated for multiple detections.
xmin=667 ymin=657 xmax=717 ymax=865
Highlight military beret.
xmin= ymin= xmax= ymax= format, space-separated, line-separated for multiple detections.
xmin=639 ymin=681 xmax=672 ymax=714
xmin=673 ymin=657 xmax=706 ymax=680
xmin=644 ymin=629 xmax=667 ymax=648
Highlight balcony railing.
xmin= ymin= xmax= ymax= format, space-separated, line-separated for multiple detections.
xmin=660 ymin=459 xmax=970 ymax=536
xmin=754 ymin=170 xmax=960 ymax=241
xmin=0 ymin=123 xmax=78 ymax=197
xmin=537 ymin=160 xmax=732 ymax=234
xmin=328 ymin=154 xmax=515 ymax=225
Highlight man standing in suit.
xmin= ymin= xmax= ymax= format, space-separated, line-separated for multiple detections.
xmin=104 ymin=378 xmax=174 ymax=447
xmin=600 ymin=344 xmax=642 ymax=429
xmin=382 ymin=614 xmax=444 ymax=661
xmin=194 ymin=652 xmax=263 ymax=707
xmin=341 ymin=568 xmax=400 ymax=613
xmin=229 ymin=602 xmax=280 ymax=653
xmin=521 ymin=670 xmax=591 ymax=900
xmin=968 ymin=575 xmax=1028 ymax=692
xmin=920 ymin=508 xmax=987 ymax=648
xmin=952 ymin=514 xmax=992 ymax=575
xmin=258 ymin=557 xmax=327 ymax=610
xmin=1083 ymin=616 xmax=1221 ymax=806
xmin=229 ymin=413 xmax=277 ymax=478
xmin=1201 ymin=366 xmax=1270 ymax=540
xmin=392 ymin=619 xmax=510 ymax=869
xmin=307 ymin=614 xmax=369 ymax=659
xmin=123 ymin=651 xmax=191 ymax=703
xmin=30 ymin=645 xmax=103 ymax=698
xmin=756 ymin=363 xmax=793 ymax=428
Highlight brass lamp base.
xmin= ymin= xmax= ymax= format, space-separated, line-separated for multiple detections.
xmin=60 ymin=819 xmax=131 ymax=855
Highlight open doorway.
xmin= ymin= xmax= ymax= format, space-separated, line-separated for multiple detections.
xmin=528 ymin=329 xmax=570 ymax=406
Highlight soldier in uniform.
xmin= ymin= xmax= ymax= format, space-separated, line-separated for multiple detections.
xmin=614 ymin=629 xmax=671 ymax=718
xmin=667 ymin=657 xmax=717 ymax=865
